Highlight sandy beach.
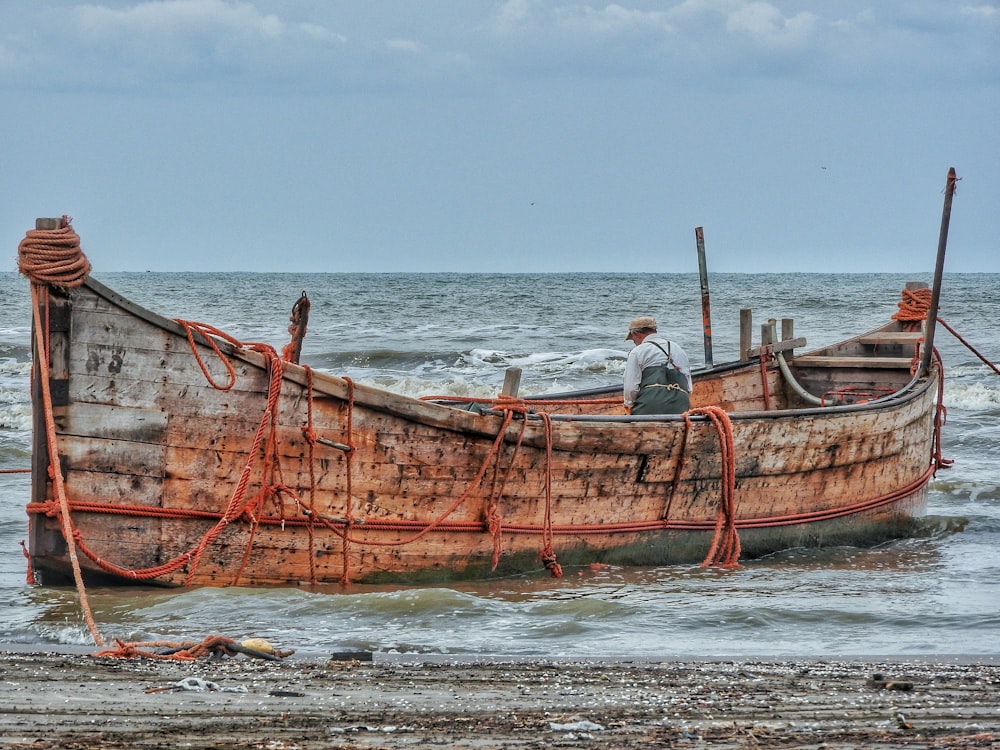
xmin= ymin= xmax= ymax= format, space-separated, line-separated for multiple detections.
xmin=1 ymin=648 xmax=997 ymax=749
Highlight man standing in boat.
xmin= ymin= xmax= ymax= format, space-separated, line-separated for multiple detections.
xmin=623 ymin=316 xmax=693 ymax=415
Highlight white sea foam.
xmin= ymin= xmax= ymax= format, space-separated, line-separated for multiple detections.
xmin=945 ymin=381 xmax=1000 ymax=411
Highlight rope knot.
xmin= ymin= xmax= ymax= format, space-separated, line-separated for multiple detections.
xmin=495 ymin=394 xmax=529 ymax=413
xmin=541 ymin=547 xmax=562 ymax=578
xmin=892 ymin=287 xmax=933 ymax=324
xmin=18 ymin=217 xmax=92 ymax=288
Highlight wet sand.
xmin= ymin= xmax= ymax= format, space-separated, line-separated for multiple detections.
xmin=1 ymin=649 xmax=998 ymax=749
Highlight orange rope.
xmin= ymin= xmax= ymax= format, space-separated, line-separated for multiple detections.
xmin=331 ymin=395 xmax=565 ymax=578
xmin=303 ymin=366 xmax=318 ymax=585
xmin=185 ymin=342 xmax=286 ymax=585
xmin=892 ymin=286 xmax=999 ymax=374
xmin=340 ymin=377 xmax=356 ymax=585
xmin=931 ymin=349 xmax=954 ymax=473
xmin=30 ymin=462 xmax=929 ymax=535
xmin=26 ymin=332 xmax=290 ymax=585
xmin=486 ymin=414 xmax=528 ymax=570
xmin=19 ymin=541 xmax=35 ymax=584
xmin=337 ymin=407 xmax=516 ymax=548
xmin=17 ymin=217 xmax=91 ymax=287
xmin=888 ymin=285 xmax=1000 ymax=472
xmin=938 ymin=318 xmax=1000 ymax=376
xmin=892 ymin=287 xmax=932 ymax=327
xmin=175 ymin=320 xmax=239 ymax=390
xmin=18 ymin=218 xmax=102 ymax=643
xmin=537 ymin=411 xmax=562 ymax=578
xmin=757 ymin=345 xmax=773 ymax=410
xmin=96 ymin=635 xmax=240 ymax=661
xmin=684 ymin=406 xmax=741 ymax=568
xmin=0 ymin=468 xmax=31 ymax=474
xmin=26 ymin=286 xmax=105 ymax=644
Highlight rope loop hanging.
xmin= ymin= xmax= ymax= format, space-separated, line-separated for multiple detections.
xmin=684 ymin=406 xmax=741 ymax=569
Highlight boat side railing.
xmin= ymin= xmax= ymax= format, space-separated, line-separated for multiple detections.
xmin=516 ymin=366 xmax=936 ymax=423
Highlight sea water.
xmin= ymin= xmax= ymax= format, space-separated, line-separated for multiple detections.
xmin=1 ymin=270 xmax=998 ymax=657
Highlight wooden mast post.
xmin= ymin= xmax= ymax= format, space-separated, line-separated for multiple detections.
xmin=695 ymin=227 xmax=714 ymax=368
xmin=918 ymin=167 xmax=958 ymax=377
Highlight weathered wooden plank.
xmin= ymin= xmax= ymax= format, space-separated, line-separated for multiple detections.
xmin=63 ymin=470 xmax=165 ymax=508
xmin=747 ymin=336 xmax=807 ymax=357
xmin=58 ymin=402 xmax=168 ymax=442
xmin=791 ymin=355 xmax=915 ymax=368
xmin=59 ymin=436 xmax=166 ymax=478
xmin=857 ymin=332 xmax=924 ymax=345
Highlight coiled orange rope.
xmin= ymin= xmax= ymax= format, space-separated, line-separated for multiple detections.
xmin=17 ymin=217 xmax=91 ymax=287
xmin=892 ymin=285 xmax=999 ymax=374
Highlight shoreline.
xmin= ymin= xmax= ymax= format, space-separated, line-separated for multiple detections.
xmin=2 ymin=649 xmax=998 ymax=748
xmin=4 ymin=640 xmax=1000 ymax=663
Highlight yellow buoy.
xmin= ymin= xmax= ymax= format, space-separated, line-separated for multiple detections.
xmin=240 ymin=638 xmax=275 ymax=655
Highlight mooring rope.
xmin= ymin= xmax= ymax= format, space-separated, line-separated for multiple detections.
xmin=683 ymin=406 xmax=741 ymax=569
xmin=18 ymin=219 xmax=104 ymax=645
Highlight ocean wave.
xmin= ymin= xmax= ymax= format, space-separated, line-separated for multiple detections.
xmin=0 ymin=356 xmax=31 ymax=375
xmin=944 ymin=380 xmax=1000 ymax=412
xmin=0 ymin=396 xmax=32 ymax=434
xmin=932 ymin=479 xmax=1000 ymax=504
xmin=305 ymin=347 xmax=624 ymax=398
xmin=0 ymin=340 xmax=31 ymax=357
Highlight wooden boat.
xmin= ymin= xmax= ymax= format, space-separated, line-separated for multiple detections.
xmin=19 ymin=220 xmax=952 ymax=588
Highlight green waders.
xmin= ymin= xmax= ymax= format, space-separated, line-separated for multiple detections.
xmin=631 ymin=341 xmax=691 ymax=415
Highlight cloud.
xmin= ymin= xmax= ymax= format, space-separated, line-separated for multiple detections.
xmin=553 ymin=4 xmax=674 ymax=35
xmin=486 ymin=1 xmax=999 ymax=85
xmin=387 ymin=39 xmax=427 ymax=55
xmin=724 ymin=3 xmax=820 ymax=49
xmin=71 ymin=0 xmax=345 ymax=50
xmin=494 ymin=0 xmax=536 ymax=33
xmin=1 ymin=1 xmax=997 ymax=93
xmin=962 ymin=3 xmax=999 ymax=19
xmin=2 ymin=0 xmax=346 ymax=90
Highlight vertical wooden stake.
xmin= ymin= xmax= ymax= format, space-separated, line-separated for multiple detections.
xmin=919 ymin=167 xmax=958 ymax=377
xmin=501 ymin=367 xmax=522 ymax=398
xmin=694 ymin=227 xmax=714 ymax=368
xmin=781 ymin=318 xmax=794 ymax=342
xmin=739 ymin=309 xmax=752 ymax=361
xmin=761 ymin=319 xmax=777 ymax=347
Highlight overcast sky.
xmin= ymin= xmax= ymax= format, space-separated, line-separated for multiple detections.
xmin=1 ymin=1 xmax=997 ymax=273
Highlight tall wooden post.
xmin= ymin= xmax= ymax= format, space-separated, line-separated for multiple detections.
xmin=918 ymin=167 xmax=958 ymax=377
xmin=739 ymin=309 xmax=752 ymax=361
xmin=695 ymin=227 xmax=713 ymax=368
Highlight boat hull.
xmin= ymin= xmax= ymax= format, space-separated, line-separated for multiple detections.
xmin=26 ymin=278 xmax=941 ymax=587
